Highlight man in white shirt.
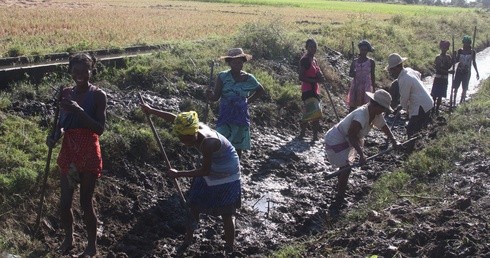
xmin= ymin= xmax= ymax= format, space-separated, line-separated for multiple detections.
xmin=386 ymin=53 xmax=433 ymax=137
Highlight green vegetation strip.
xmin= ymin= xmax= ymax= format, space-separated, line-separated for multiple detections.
xmin=372 ymin=79 xmax=490 ymax=208
xmin=183 ymin=0 xmax=468 ymax=14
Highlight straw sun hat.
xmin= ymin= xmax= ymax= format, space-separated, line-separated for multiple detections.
xmin=366 ymin=89 xmax=394 ymax=113
xmin=220 ymin=48 xmax=252 ymax=61
xmin=386 ymin=53 xmax=407 ymax=70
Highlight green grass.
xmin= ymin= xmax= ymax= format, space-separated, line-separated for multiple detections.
xmin=0 ymin=115 xmax=51 ymax=195
xmin=270 ymin=244 xmax=305 ymax=257
xmin=367 ymin=79 xmax=490 ymax=210
xmin=184 ymin=0 xmax=469 ymax=15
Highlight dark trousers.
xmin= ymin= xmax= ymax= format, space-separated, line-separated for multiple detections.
xmin=406 ymin=106 xmax=431 ymax=137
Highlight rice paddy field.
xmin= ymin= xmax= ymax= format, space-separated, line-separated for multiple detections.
xmin=0 ymin=0 xmax=481 ymax=58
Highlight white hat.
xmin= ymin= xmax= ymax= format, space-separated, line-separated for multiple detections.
xmin=220 ymin=48 xmax=252 ymax=61
xmin=386 ymin=53 xmax=407 ymax=70
xmin=366 ymin=89 xmax=394 ymax=112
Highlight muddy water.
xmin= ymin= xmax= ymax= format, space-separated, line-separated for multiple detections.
xmin=423 ymin=46 xmax=490 ymax=99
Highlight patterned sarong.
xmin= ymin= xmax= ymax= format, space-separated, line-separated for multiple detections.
xmin=57 ymin=128 xmax=102 ymax=178
xmin=301 ymin=97 xmax=322 ymax=122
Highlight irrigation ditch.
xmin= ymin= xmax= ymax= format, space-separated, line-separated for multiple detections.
xmin=0 ymin=44 xmax=169 ymax=87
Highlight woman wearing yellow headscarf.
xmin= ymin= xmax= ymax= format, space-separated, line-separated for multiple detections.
xmin=140 ymin=104 xmax=241 ymax=253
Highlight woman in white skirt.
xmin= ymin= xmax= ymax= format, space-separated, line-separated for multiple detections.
xmin=324 ymin=89 xmax=398 ymax=208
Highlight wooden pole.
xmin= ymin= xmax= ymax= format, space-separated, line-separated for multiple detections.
xmin=35 ymin=86 xmax=63 ymax=232
xmin=324 ymin=83 xmax=340 ymax=123
xmin=203 ymin=60 xmax=215 ymax=123
xmin=472 ymin=26 xmax=477 ymax=50
xmin=450 ymin=34 xmax=455 ymax=109
xmin=137 ymin=93 xmax=192 ymax=217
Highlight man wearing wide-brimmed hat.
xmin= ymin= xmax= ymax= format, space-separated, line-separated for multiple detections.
xmin=207 ymin=48 xmax=265 ymax=159
xmin=386 ymin=53 xmax=433 ymax=138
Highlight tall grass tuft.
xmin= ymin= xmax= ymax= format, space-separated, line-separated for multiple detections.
xmin=235 ymin=21 xmax=297 ymax=61
xmin=0 ymin=115 xmax=49 ymax=195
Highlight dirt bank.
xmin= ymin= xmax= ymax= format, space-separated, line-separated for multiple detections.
xmin=2 ymin=49 xmax=489 ymax=258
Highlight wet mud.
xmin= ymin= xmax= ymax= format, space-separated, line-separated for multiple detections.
xmin=4 ymin=47 xmax=489 ymax=257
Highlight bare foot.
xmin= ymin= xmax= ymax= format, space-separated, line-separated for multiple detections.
xmin=58 ymin=236 xmax=73 ymax=255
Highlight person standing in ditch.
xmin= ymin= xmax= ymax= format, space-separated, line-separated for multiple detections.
xmin=431 ymin=40 xmax=453 ymax=116
xmin=346 ymin=40 xmax=377 ymax=113
xmin=452 ymin=35 xmax=480 ymax=105
xmin=298 ymin=38 xmax=325 ymax=141
xmin=46 ymin=53 xmax=107 ymax=257
xmin=138 ymin=107 xmax=241 ymax=253
xmin=324 ymin=89 xmax=399 ymax=209
xmin=206 ymin=48 xmax=265 ymax=159
xmin=387 ymin=53 xmax=433 ymax=138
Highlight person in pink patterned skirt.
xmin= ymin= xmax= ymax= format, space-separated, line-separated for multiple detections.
xmin=347 ymin=40 xmax=376 ymax=113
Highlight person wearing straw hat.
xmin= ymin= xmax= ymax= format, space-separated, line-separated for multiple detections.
xmin=386 ymin=53 xmax=433 ymax=138
xmin=346 ymin=40 xmax=377 ymax=113
xmin=298 ymin=38 xmax=324 ymax=141
xmin=452 ymin=35 xmax=480 ymax=104
xmin=207 ymin=48 xmax=265 ymax=159
xmin=324 ymin=89 xmax=399 ymax=208
xmin=138 ymin=106 xmax=241 ymax=253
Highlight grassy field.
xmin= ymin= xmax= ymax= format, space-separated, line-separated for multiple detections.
xmin=184 ymin=0 xmax=468 ymax=14
xmin=0 ymin=0 xmax=480 ymax=59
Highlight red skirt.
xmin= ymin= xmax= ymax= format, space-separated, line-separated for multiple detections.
xmin=57 ymin=128 xmax=102 ymax=178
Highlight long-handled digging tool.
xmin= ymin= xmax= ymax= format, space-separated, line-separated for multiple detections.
xmin=137 ymin=93 xmax=196 ymax=226
xmin=323 ymin=82 xmax=341 ymax=123
xmin=35 ymin=86 xmax=63 ymax=233
xmin=324 ymin=136 xmax=420 ymax=180
xmin=350 ymin=40 xmax=358 ymax=112
xmin=449 ymin=34 xmax=456 ymax=110
xmin=203 ymin=60 xmax=216 ymax=124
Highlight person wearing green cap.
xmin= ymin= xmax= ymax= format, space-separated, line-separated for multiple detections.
xmin=139 ymin=106 xmax=241 ymax=253
xmin=452 ymin=35 xmax=480 ymax=104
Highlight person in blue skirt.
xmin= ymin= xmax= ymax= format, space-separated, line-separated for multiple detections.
xmin=139 ymin=106 xmax=241 ymax=253
xmin=207 ymin=48 xmax=265 ymax=158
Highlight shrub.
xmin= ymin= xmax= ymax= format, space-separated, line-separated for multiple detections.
xmin=234 ymin=21 xmax=296 ymax=61
xmin=6 ymin=45 xmax=25 ymax=57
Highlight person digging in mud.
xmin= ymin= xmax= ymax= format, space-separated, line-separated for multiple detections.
xmin=206 ymin=48 xmax=265 ymax=159
xmin=387 ymin=53 xmax=433 ymax=139
xmin=46 ymin=53 xmax=107 ymax=257
xmin=346 ymin=40 xmax=377 ymax=113
xmin=298 ymin=38 xmax=325 ymax=141
xmin=324 ymin=89 xmax=398 ymax=209
xmin=431 ymin=40 xmax=453 ymax=116
xmin=452 ymin=35 xmax=480 ymax=105
xmin=137 ymin=107 xmax=241 ymax=253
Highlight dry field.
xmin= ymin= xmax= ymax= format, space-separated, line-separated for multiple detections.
xmin=0 ymin=0 xmax=396 ymax=56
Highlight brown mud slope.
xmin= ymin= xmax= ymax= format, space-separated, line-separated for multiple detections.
xmin=2 ymin=53 xmax=489 ymax=258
